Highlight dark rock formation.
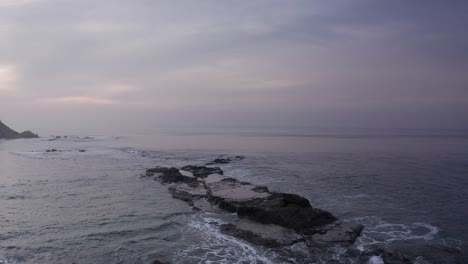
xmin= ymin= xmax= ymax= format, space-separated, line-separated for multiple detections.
xmin=207 ymin=178 xmax=337 ymax=231
xmin=220 ymin=220 xmax=304 ymax=248
xmin=206 ymin=155 xmax=245 ymax=165
xmin=180 ymin=165 xmax=223 ymax=178
xmin=144 ymin=164 xmax=362 ymax=253
xmin=46 ymin=149 xmax=60 ymax=152
xmin=0 ymin=120 xmax=38 ymax=139
xmin=304 ymin=221 xmax=364 ymax=246
xmin=146 ymin=166 xmax=197 ymax=184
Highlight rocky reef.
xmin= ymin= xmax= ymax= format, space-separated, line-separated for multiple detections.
xmin=144 ymin=161 xmax=366 ymax=262
xmin=0 ymin=120 xmax=38 ymax=139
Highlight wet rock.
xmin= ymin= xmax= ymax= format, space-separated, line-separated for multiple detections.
xmin=206 ymin=155 xmax=246 ymax=165
xmin=168 ymin=183 xmax=208 ymax=206
xmin=204 ymin=173 xmax=229 ymax=184
xmin=146 ymin=166 xmax=197 ymax=184
xmin=206 ymin=181 xmax=336 ymax=231
xmin=220 ymin=220 xmax=303 ymax=248
xmin=180 ymin=165 xmax=223 ymax=178
xmin=236 ymin=198 xmax=337 ymax=232
xmin=211 ymin=158 xmax=231 ymax=164
xmin=305 ymin=221 xmax=363 ymax=246
xmin=252 ymin=186 xmax=269 ymax=193
xmin=207 ymin=179 xmax=271 ymax=205
xmin=192 ymin=198 xmax=222 ymax=213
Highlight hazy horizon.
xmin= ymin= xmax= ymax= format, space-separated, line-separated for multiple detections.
xmin=1 ymin=0 xmax=467 ymax=135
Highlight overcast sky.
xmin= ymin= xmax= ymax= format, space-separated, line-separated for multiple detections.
xmin=0 ymin=0 xmax=467 ymax=134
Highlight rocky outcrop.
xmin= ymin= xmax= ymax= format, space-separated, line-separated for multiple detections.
xmin=206 ymin=155 xmax=245 ymax=165
xmin=146 ymin=166 xmax=197 ymax=184
xmin=144 ymin=164 xmax=363 ymax=256
xmin=146 ymin=165 xmax=339 ymax=233
xmin=304 ymin=221 xmax=364 ymax=246
xmin=0 ymin=120 xmax=38 ymax=139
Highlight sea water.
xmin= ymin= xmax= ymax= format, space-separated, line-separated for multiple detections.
xmin=0 ymin=128 xmax=467 ymax=263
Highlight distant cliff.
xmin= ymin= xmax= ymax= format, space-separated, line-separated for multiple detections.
xmin=0 ymin=120 xmax=38 ymax=139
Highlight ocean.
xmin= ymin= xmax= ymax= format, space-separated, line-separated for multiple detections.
xmin=0 ymin=128 xmax=467 ymax=263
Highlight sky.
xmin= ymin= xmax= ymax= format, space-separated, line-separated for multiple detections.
xmin=0 ymin=0 xmax=467 ymax=135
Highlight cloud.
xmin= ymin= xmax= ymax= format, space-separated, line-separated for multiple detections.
xmin=0 ymin=65 xmax=19 ymax=94
xmin=0 ymin=0 xmax=467 ymax=131
xmin=38 ymin=96 xmax=117 ymax=105
xmin=0 ymin=0 xmax=38 ymax=7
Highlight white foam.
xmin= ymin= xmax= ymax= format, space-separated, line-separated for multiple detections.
xmin=0 ymin=255 xmax=19 ymax=264
xmin=367 ymin=255 xmax=384 ymax=264
xmin=44 ymin=135 xmax=119 ymax=142
xmin=348 ymin=216 xmax=441 ymax=251
xmin=174 ymin=215 xmax=275 ymax=264
xmin=10 ymin=151 xmax=46 ymax=159
xmin=343 ymin=194 xmax=370 ymax=199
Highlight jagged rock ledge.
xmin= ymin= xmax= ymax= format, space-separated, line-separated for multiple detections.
xmin=143 ymin=162 xmax=366 ymax=260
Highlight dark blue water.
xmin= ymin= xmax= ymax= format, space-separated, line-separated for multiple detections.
xmin=0 ymin=129 xmax=467 ymax=263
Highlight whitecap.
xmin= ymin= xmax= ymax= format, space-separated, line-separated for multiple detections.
xmin=343 ymin=194 xmax=371 ymax=199
xmin=10 ymin=151 xmax=46 ymax=159
xmin=0 ymin=255 xmax=20 ymax=264
xmin=367 ymin=255 xmax=384 ymax=264
xmin=173 ymin=215 xmax=275 ymax=264
xmin=348 ymin=216 xmax=442 ymax=251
